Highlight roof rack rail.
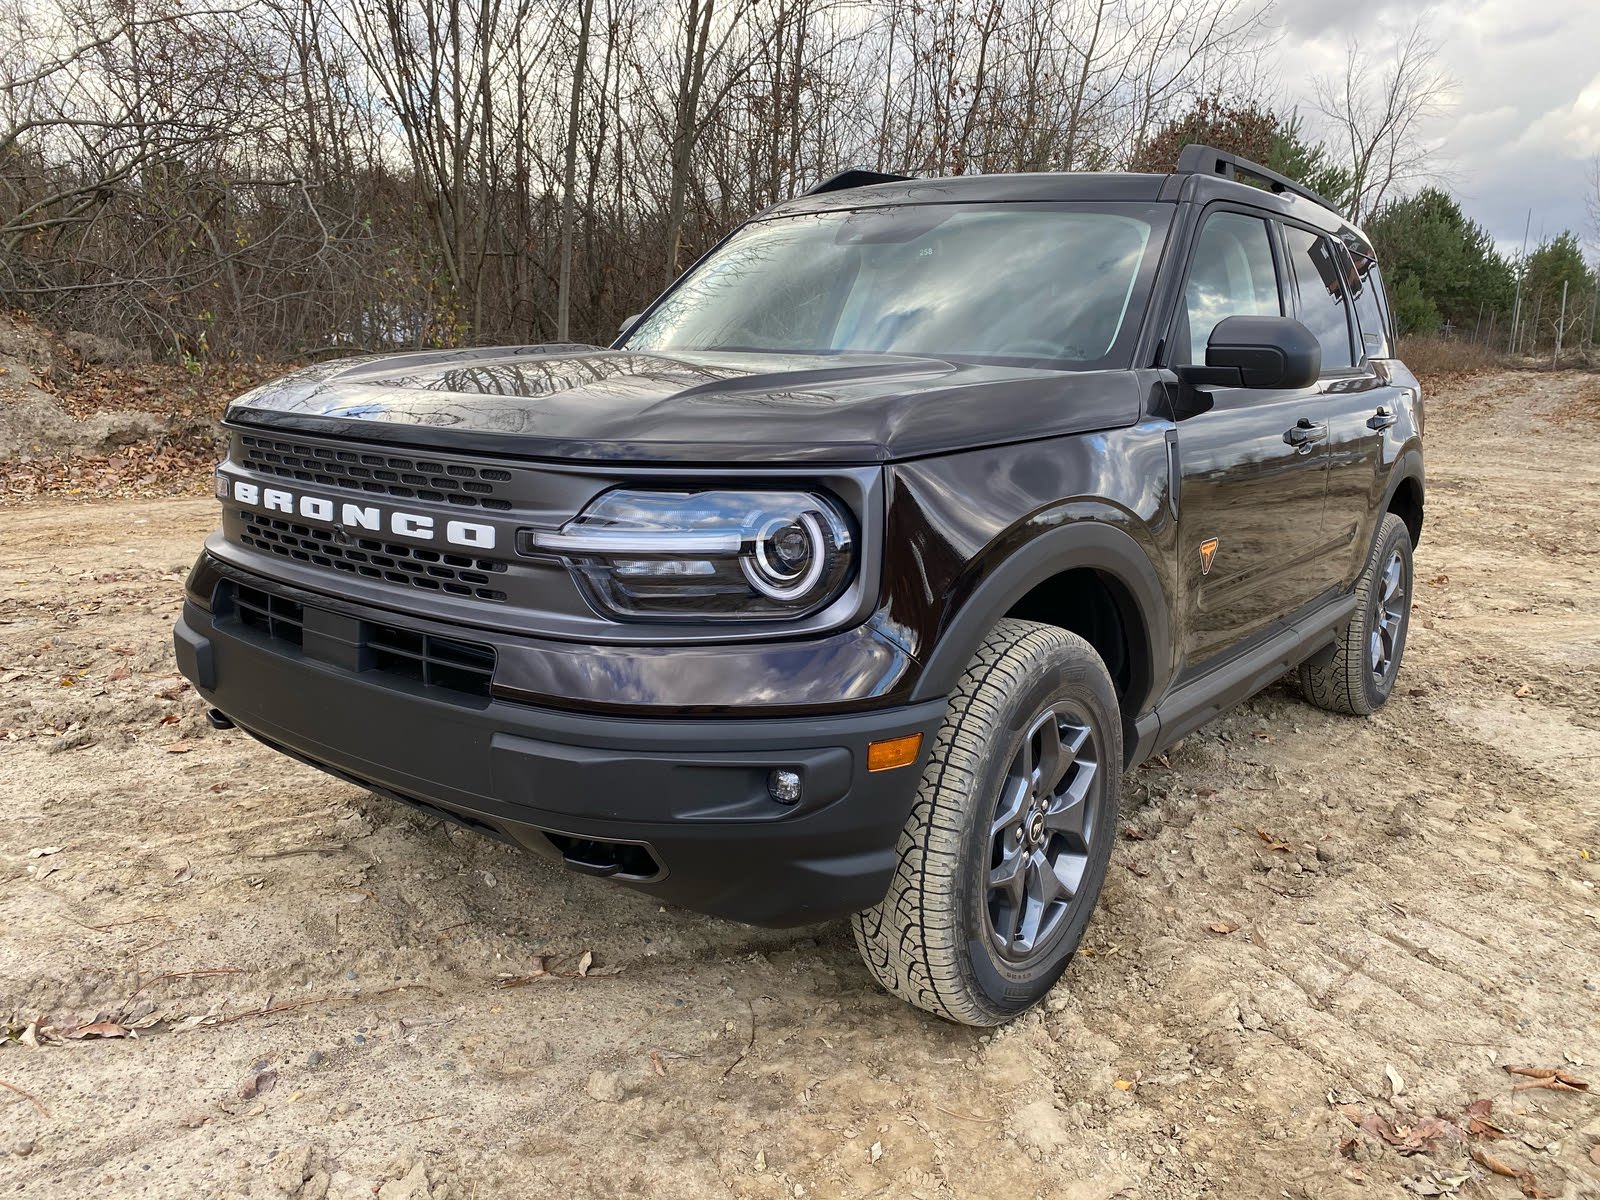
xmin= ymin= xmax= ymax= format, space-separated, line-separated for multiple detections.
xmin=1174 ymin=143 xmax=1342 ymax=215
xmin=801 ymin=167 xmax=915 ymax=197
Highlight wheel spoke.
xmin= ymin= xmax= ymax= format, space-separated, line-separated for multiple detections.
xmin=990 ymin=844 xmax=1026 ymax=901
xmin=990 ymin=772 xmax=1028 ymax=841
xmin=1381 ymin=555 xmax=1402 ymax=605
xmin=1030 ymin=712 xmax=1069 ymax=794
xmin=1043 ymin=761 xmax=1095 ymax=841
xmin=1051 ymin=849 xmax=1089 ymax=900
xmin=1370 ymin=629 xmax=1385 ymax=671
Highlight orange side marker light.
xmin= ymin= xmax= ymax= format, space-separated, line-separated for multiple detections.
xmin=867 ymin=733 xmax=923 ymax=773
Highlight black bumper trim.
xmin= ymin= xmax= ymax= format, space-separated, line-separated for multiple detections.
xmin=175 ymin=601 xmax=947 ymax=926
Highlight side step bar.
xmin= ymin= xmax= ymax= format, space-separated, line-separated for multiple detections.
xmin=1146 ymin=594 xmax=1358 ymax=755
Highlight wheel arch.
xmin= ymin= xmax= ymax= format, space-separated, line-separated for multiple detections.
xmin=909 ymin=519 xmax=1171 ymax=750
xmin=1382 ymin=449 xmax=1425 ymax=548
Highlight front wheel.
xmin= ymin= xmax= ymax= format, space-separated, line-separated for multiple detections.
xmin=852 ymin=619 xmax=1121 ymax=1026
xmin=1299 ymin=511 xmax=1413 ymax=715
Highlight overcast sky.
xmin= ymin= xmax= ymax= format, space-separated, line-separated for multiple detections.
xmin=1268 ymin=0 xmax=1598 ymax=256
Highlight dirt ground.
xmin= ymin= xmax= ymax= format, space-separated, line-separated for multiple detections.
xmin=1 ymin=369 xmax=1597 ymax=1200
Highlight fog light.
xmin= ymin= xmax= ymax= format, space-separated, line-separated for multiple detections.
xmin=768 ymin=768 xmax=802 ymax=805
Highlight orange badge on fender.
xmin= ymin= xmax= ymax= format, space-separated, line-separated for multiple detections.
xmin=1199 ymin=537 xmax=1219 ymax=576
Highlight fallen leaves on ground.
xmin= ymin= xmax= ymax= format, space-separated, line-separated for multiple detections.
xmin=1469 ymin=1146 xmax=1552 ymax=1199
xmin=1504 ymin=1065 xmax=1589 ymax=1093
xmin=1255 ymin=829 xmax=1292 ymax=852
xmin=65 ymin=1020 xmax=131 ymax=1040
xmin=1336 ymin=1105 xmax=1466 ymax=1156
xmin=1207 ymin=922 xmax=1238 ymax=935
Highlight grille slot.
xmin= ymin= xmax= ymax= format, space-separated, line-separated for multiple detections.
xmin=225 ymin=582 xmax=496 ymax=700
xmin=236 ymin=433 xmax=514 ymax=511
xmin=238 ymin=511 xmax=508 ymax=602
xmin=232 ymin=584 xmax=305 ymax=647
xmin=367 ymin=626 xmax=498 ymax=696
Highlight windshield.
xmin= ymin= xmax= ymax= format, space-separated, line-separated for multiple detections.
xmin=624 ymin=203 xmax=1169 ymax=369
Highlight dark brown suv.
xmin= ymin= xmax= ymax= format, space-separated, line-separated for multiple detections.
xmin=176 ymin=144 xmax=1423 ymax=1024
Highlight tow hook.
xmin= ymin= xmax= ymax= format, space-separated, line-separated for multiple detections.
xmin=205 ymin=708 xmax=235 ymax=731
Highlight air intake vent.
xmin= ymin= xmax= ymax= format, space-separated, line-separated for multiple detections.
xmin=224 ymin=582 xmax=496 ymax=700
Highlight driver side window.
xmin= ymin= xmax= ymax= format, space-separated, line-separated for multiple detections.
xmin=1181 ymin=212 xmax=1282 ymax=364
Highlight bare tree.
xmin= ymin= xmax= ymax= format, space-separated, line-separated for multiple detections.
xmin=1313 ymin=20 xmax=1454 ymax=223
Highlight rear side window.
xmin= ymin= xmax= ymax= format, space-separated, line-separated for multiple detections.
xmin=1283 ymin=225 xmax=1356 ymax=371
xmin=1348 ymin=256 xmax=1392 ymax=360
xmin=1180 ymin=212 xmax=1281 ymax=364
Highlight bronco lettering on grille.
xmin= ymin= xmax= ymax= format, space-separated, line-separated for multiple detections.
xmin=225 ymin=478 xmax=497 ymax=550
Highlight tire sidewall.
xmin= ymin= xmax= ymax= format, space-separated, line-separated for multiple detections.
xmin=1359 ymin=517 xmax=1413 ymax=711
xmin=952 ymin=643 xmax=1122 ymax=1017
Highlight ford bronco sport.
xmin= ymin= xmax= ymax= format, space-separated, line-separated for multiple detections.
xmin=175 ymin=145 xmax=1423 ymax=1025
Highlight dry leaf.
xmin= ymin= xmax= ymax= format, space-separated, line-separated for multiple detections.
xmin=67 ymin=1020 xmax=130 ymax=1039
xmin=576 ymin=950 xmax=593 ymax=977
xmin=163 ymin=741 xmax=196 ymax=754
xmin=1513 ymin=685 xmax=1535 ymax=698
xmin=1504 ymin=1065 xmax=1589 ymax=1093
xmin=27 ymin=846 xmax=63 ymax=858
xmin=107 ymin=665 xmax=131 ymax=681
xmin=1255 ymin=829 xmax=1292 ymax=852
xmin=649 ymin=1051 xmax=666 ymax=1077
xmin=1113 ymin=1079 xmax=1135 ymax=1091
xmin=1208 ymin=922 xmax=1238 ymax=935
xmin=1386 ymin=1063 xmax=1406 ymax=1097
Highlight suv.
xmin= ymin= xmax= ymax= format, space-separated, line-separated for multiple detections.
xmin=175 ymin=145 xmax=1422 ymax=1025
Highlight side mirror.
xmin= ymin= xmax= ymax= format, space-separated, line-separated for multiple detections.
xmin=617 ymin=313 xmax=643 ymax=338
xmin=1178 ymin=316 xmax=1321 ymax=390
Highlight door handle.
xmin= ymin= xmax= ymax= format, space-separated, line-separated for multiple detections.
xmin=1283 ymin=418 xmax=1327 ymax=451
xmin=1366 ymin=407 xmax=1397 ymax=431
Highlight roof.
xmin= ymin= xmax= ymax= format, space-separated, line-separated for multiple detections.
xmin=762 ymin=165 xmax=1371 ymax=257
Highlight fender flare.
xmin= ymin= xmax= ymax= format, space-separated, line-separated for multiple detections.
xmin=909 ymin=518 xmax=1170 ymax=714
xmin=1379 ymin=446 xmax=1426 ymax=543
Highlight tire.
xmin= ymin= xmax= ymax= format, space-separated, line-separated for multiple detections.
xmin=1298 ymin=511 xmax=1413 ymax=716
xmin=852 ymin=618 xmax=1122 ymax=1026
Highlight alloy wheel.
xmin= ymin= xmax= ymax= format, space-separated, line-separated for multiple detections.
xmin=986 ymin=703 xmax=1100 ymax=961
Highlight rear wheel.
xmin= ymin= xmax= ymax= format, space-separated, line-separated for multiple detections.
xmin=1299 ymin=511 xmax=1413 ymax=715
xmin=852 ymin=619 xmax=1121 ymax=1026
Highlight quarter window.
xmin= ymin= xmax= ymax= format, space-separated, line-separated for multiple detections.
xmin=1348 ymin=255 xmax=1392 ymax=360
xmin=1283 ymin=225 xmax=1356 ymax=371
xmin=1180 ymin=212 xmax=1281 ymax=364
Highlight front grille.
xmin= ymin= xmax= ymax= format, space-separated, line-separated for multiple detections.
xmin=238 ymin=511 xmax=509 ymax=602
xmin=226 ymin=582 xmax=496 ymax=699
xmin=237 ymin=433 xmax=514 ymax=511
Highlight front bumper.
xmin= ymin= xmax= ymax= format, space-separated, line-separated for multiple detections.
xmin=173 ymin=580 xmax=946 ymax=927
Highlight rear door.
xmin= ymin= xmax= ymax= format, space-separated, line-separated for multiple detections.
xmin=1167 ymin=208 xmax=1332 ymax=668
xmin=1281 ymin=225 xmax=1403 ymax=591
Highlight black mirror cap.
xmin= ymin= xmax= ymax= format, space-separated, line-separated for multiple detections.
xmin=1180 ymin=316 xmax=1321 ymax=390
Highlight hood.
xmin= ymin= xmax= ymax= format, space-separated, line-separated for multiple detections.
xmin=225 ymin=345 xmax=1144 ymax=464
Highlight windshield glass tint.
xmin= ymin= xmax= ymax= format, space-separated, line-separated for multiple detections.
xmin=625 ymin=204 xmax=1168 ymax=368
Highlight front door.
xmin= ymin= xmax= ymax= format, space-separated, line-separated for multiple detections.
xmin=1168 ymin=208 xmax=1331 ymax=668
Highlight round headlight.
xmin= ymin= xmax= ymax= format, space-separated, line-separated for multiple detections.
xmin=531 ymin=488 xmax=855 ymax=621
xmin=745 ymin=513 xmax=826 ymax=600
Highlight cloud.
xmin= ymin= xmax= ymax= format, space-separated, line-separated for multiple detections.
xmin=1270 ymin=0 xmax=1599 ymax=249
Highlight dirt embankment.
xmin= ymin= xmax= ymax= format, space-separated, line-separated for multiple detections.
xmin=0 ymin=370 xmax=1597 ymax=1199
